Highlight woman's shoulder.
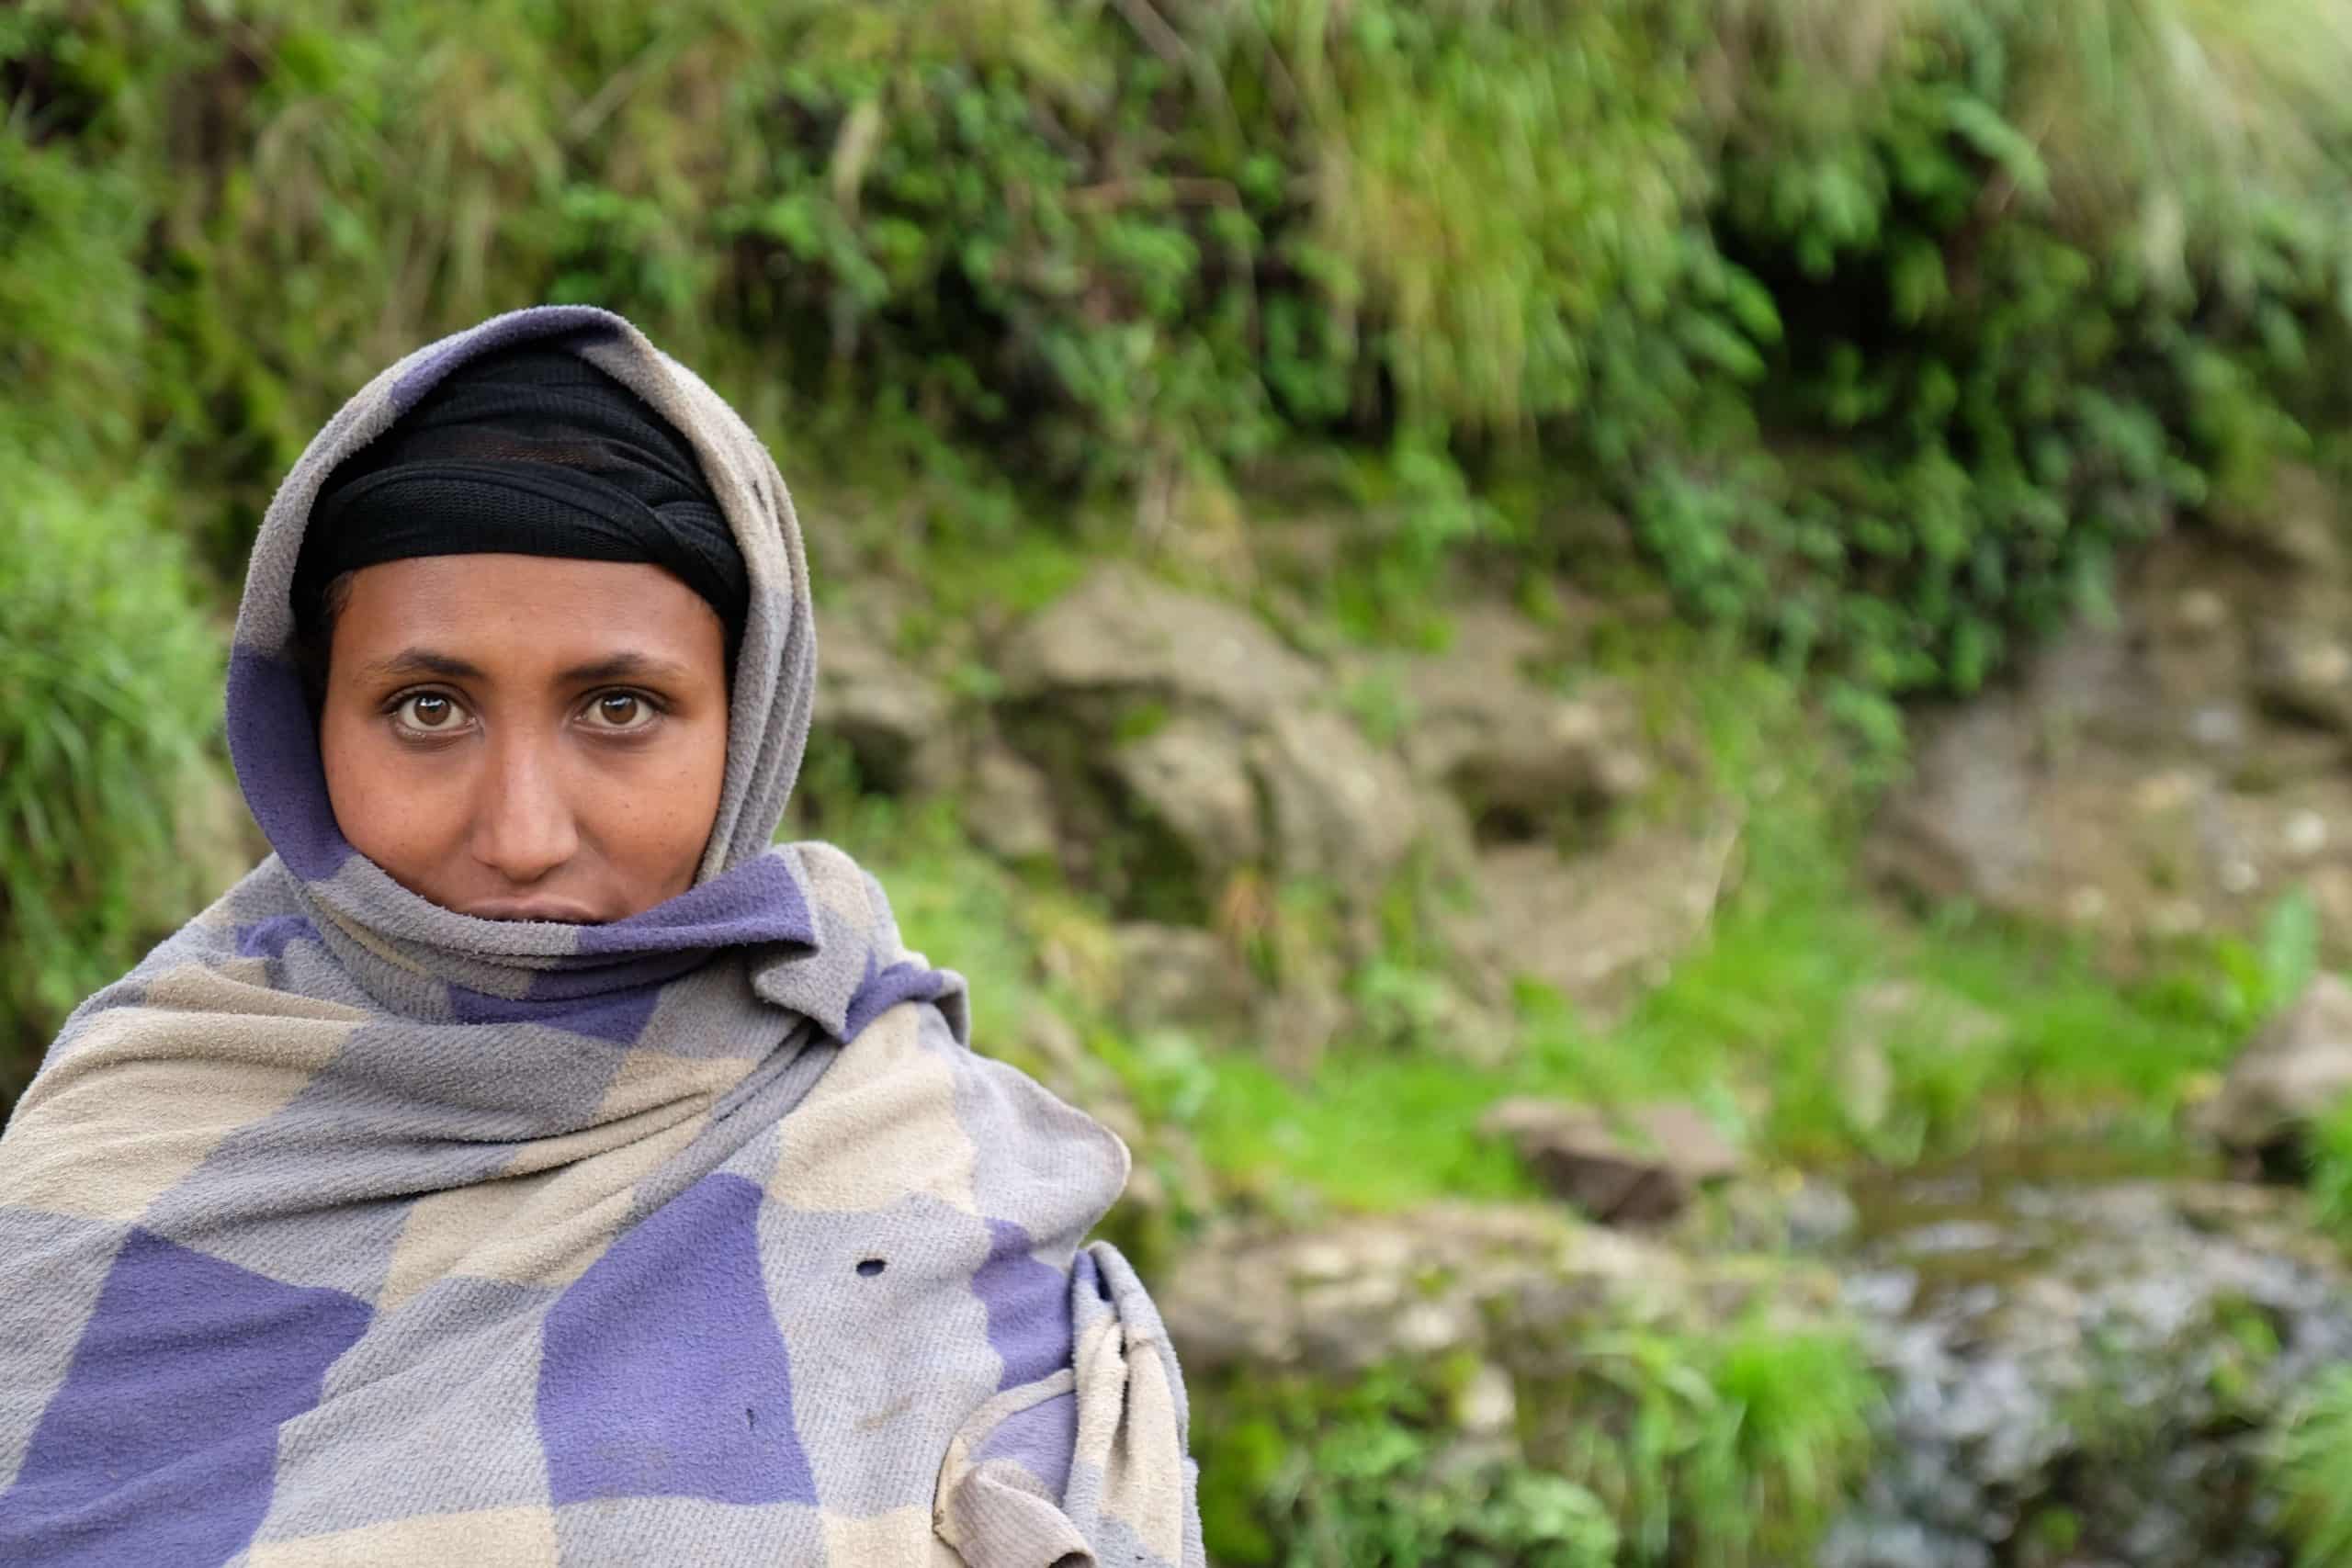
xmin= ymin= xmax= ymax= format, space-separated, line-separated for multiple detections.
xmin=28 ymin=856 xmax=326 ymax=1068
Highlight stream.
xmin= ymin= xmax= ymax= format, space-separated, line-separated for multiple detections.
xmin=1817 ymin=1142 xmax=2352 ymax=1566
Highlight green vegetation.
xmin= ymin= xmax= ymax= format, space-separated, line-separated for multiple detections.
xmin=1528 ymin=1320 xmax=1878 ymax=1568
xmin=9 ymin=0 xmax=2351 ymax=664
xmin=2268 ymin=1363 xmax=2352 ymax=1565
xmin=0 ymin=456 xmax=236 ymax=1102
xmin=1199 ymin=1364 xmax=1622 ymax=1567
xmin=1198 ymin=1323 xmax=1877 ymax=1568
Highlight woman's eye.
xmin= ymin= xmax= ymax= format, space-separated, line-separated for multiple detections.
xmin=587 ymin=693 xmax=653 ymax=729
xmin=396 ymin=693 xmax=465 ymax=731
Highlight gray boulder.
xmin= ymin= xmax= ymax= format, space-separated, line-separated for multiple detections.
xmin=1455 ymin=824 xmax=1739 ymax=1019
xmin=1105 ymin=714 xmax=1264 ymax=878
xmin=2196 ymin=973 xmax=2352 ymax=1168
xmin=1112 ymin=921 xmax=1258 ymax=1029
xmin=812 ymin=604 xmax=953 ymax=794
xmin=1479 ymin=1098 xmax=1743 ymax=1225
xmin=1001 ymin=566 xmax=1430 ymax=915
xmin=1871 ymin=526 xmax=2352 ymax=966
xmin=998 ymin=562 xmax=1317 ymax=722
xmin=1391 ymin=607 xmax=1651 ymax=827
xmin=960 ymin=739 xmax=1061 ymax=863
xmin=1158 ymin=1203 xmax=1687 ymax=1376
xmin=1250 ymin=706 xmax=1423 ymax=898
xmin=2253 ymin=615 xmax=2352 ymax=733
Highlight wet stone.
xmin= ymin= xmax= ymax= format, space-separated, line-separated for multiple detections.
xmin=1823 ymin=1149 xmax=2352 ymax=1567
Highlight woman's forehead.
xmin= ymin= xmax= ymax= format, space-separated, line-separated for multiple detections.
xmin=331 ymin=554 xmax=727 ymax=675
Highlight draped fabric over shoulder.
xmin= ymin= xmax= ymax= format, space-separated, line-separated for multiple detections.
xmin=0 ymin=307 xmax=1203 ymax=1568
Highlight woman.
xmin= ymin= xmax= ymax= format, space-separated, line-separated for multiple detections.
xmin=0 ymin=307 xmax=1201 ymax=1567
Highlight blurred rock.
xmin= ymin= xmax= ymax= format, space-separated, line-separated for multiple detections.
xmin=998 ymin=562 xmax=1317 ymax=722
xmin=1159 ymin=1204 xmax=1682 ymax=1376
xmin=811 ymin=604 xmax=954 ymax=794
xmin=2254 ymin=616 xmax=2352 ymax=732
xmin=1481 ymin=1098 xmax=1743 ymax=1225
xmin=1000 ymin=566 xmax=1431 ymax=923
xmin=1112 ymin=921 xmax=1257 ymax=1029
xmin=1826 ymin=1162 xmax=2352 ymax=1568
xmin=1456 ymin=824 xmax=1739 ymax=1020
xmin=1709 ymin=1174 xmax=1864 ymax=1254
xmin=1387 ymin=606 xmax=1651 ymax=832
xmin=961 ymin=739 xmax=1060 ymax=863
xmin=1785 ymin=1179 xmax=1864 ymax=1251
xmin=1451 ymin=1361 xmax=1518 ymax=1439
xmin=2195 ymin=974 xmax=2352 ymax=1172
xmin=1871 ymin=525 xmax=2352 ymax=966
xmin=1250 ymin=707 xmax=1423 ymax=898
xmin=1105 ymin=714 xmax=1263 ymax=877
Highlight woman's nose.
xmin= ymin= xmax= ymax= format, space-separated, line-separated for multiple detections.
xmin=469 ymin=730 xmax=579 ymax=885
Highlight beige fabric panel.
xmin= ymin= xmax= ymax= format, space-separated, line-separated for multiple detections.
xmin=245 ymin=1506 xmax=560 ymax=1568
xmin=0 ymin=964 xmax=363 ymax=1223
xmin=768 ymin=1003 xmax=978 ymax=1216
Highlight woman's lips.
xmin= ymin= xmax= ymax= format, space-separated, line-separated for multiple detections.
xmin=463 ymin=898 xmax=605 ymax=924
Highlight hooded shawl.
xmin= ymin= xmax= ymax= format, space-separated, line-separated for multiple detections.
xmin=0 ymin=306 xmax=1203 ymax=1568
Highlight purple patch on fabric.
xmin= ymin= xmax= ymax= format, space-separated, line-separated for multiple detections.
xmin=449 ymin=978 xmax=662 ymax=1046
xmin=573 ymin=853 xmax=815 ymax=956
xmin=389 ymin=305 xmax=623 ymax=413
xmin=974 ymin=1390 xmax=1077 ymax=1500
xmin=234 ymin=914 xmax=318 ymax=962
xmin=225 ymin=648 xmax=351 ymax=882
xmin=0 ymin=1228 xmax=371 ymax=1566
xmin=841 ymin=954 xmax=951 ymax=1043
xmin=973 ymin=1220 xmax=1071 ymax=1392
xmin=532 ymin=951 xmax=707 ymax=998
xmin=538 ymin=1172 xmax=817 ymax=1506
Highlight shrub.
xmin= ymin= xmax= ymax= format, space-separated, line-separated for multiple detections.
xmin=1200 ymin=1324 xmax=1877 ymax=1568
xmin=1199 ymin=1363 xmax=1620 ymax=1568
xmin=1522 ymin=1318 xmax=1878 ymax=1567
xmin=1616 ymin=0 xmax=2352 ymax=707
xmin=2267 ymin=1362 xmax=2352 ymax=1565
xmin=0 ymin=447 xmax=233 ymax=1104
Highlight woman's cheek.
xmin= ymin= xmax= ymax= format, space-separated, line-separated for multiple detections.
xmin=617 ymin=725 xmax=729 ymax=880
xmin=328 ymin=729 xmax=465 ymax=868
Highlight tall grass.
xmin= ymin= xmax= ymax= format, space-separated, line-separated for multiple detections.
xmin=2268 ymin=1364 xmax=2352 ymax=1565
xmin=0 ymin=454 xmax=234 ymax=1104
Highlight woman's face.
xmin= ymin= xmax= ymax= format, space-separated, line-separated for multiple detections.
xmin=318 ymin=553 xmax=731 ymax=923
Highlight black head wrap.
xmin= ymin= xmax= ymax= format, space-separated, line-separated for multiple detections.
xmin=293 ymin=344 xmax=749 ymax=652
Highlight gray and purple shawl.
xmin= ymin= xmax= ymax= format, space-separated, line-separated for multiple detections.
xmin=0 ymin=307 xmax=1201 ymax=1568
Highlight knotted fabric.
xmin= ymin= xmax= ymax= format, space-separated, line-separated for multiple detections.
xmin=294 ymin=344 xmax=751 ymax=652
xmin=0 ymin=306 xmax=1202 ymax=1568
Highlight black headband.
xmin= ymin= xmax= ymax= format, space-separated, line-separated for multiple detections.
xmin=293 ymin=344 xmax=749 ymax=650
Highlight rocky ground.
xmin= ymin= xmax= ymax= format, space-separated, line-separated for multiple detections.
xmin=807 ymin=500 xmax=2352 ymax=1562
xmin=1877 ymin=473 xmax=2352 ymax=967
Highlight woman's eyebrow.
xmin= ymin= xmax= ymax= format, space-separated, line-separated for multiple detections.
xmin=351 ymin=649 xmax=693 ymax=684
xmin=558 ymin=651 xmax=697 ymax=684
xmin=356 ymin=648 xmax=485 ymax=682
